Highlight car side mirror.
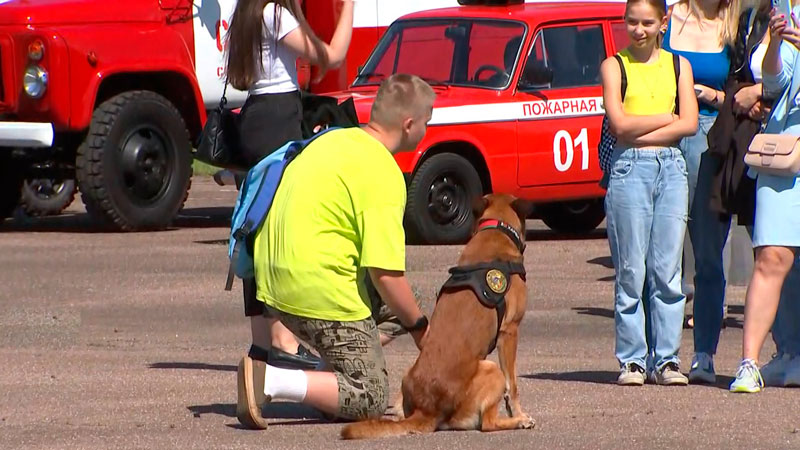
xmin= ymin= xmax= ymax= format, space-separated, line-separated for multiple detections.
xmin=519 ymin=61 xmax=553 ymax=90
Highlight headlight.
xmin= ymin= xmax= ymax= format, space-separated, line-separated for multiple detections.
xmin=28 ymin=40 xmax=44 ymax=61
xmin=23 ymin=65 xmax=48 ymax=98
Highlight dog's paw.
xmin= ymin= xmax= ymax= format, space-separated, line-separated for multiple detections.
xmin=517 ymin=415 xmax=536 ymax=430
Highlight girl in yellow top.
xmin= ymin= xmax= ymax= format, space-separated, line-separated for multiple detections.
xmin=600 ymin=0 xmax=698 ymax=386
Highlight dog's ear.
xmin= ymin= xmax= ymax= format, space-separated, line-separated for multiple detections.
xmin=510 ymin=198 xmax=533 ymax=224
xmin=472 ymin=195 xmax=489 ymax=219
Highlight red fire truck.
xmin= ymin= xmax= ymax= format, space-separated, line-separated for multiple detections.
xmin=0 ymin=0 xmax=626 ymax=238
xmin=0 ymin=0 xmax=457 ymax=228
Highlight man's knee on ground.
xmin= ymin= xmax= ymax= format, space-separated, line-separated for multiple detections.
xmin=337 ymin=371 xmax=390 ymax=420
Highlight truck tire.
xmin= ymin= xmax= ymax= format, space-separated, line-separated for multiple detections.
xmin=76 ymin=91 xmax=192 ymax=230
xmin=20 ymin=178 xmax=76 ymax=216
xmin=406 ymin=153 xmax=482 ymax=244
xmin=539 ymin=198 xmax=605 ymax=234
xmin=0 ymin=155 xmax=23 ymax=221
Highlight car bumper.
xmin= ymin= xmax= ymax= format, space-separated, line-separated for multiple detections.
xmin=0 ymin=122 xmax=54 ymax=148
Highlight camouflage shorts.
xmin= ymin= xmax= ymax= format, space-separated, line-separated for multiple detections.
xmin=265 ymin=277 xmax=419 ymax=419
xmin=267 ymin=306 xmax=390 ymax=420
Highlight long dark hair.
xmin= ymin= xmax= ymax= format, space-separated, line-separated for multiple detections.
xmin=225 ymin=0 xmax=328 ymax=90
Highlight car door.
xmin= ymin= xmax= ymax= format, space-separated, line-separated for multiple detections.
xmin=514 ymin=21 xmax=607 ymax=188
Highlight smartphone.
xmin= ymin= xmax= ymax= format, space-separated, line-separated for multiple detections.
xmin=774 ymin=0 xmax=794 ymax=28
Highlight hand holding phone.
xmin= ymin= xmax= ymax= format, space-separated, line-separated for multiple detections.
xmin=769 ymin=2 xmax=795 ymax=43
xmin=773 ymin=0 xmax=793 ymax=26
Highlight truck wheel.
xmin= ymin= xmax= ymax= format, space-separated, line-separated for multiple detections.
xmin=539 ymin=199 xmax=605 ymax=234
xmin=76 ymin=91 xmax=192 ymax=230
xmin=406 ymin=153 xmax=482 ymax=244
xmin=0 ymin=156 xmax=24 ymax=221
xmin=20 ymin=178 xmax=76 ymax=216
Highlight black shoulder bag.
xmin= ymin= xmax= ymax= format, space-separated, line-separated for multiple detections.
xmin=196 ymin=80 xmax=242 ymax=169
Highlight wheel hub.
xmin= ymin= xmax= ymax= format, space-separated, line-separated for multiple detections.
xmin=427 ymin=175 xmax=468 ymax=226
xmin=119 ymin=126 xmax=171 ymax=204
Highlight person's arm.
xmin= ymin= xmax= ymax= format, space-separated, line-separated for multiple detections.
xmin=600 ymin=57 xmax=674 ymax=142
xmin=733 ymin=83 xmax=763 ymax=115
xmin=282 ymin=0 xmax=354 ymax=68
xmin=763 ymin=8 xmax=797 ymax=98
xmin=357 ymin=163 xmax=428 ymax=349
xmin=632 ymin=56 xmax=699 ymax=146
xmin=694 ymin=84 xmax=725 ymax=110
xmin=368 ymin=268 xmax=428 ymax=349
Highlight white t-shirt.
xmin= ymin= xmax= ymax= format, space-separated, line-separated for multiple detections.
xmin=249 ymin=4 xmax=300 ymax=95
xmin=750 ymin=43 xmax=767 ymax=83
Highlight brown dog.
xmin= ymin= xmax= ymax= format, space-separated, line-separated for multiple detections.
xmin=341 ymin=194 xmax=534 ymax=439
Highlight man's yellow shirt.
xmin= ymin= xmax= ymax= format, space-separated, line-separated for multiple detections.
xmin=254 ymin=127 xmax=407 ymax=321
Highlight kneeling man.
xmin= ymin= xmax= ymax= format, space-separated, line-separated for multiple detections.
xmin=237 ymin=74 xmax=435 ymax=429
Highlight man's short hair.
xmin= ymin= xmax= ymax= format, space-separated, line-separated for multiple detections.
xmin=370 ymin=74 xmax=436 ymax=128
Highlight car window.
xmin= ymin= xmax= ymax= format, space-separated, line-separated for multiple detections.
xmin=466 ymin=22 xmax=525 ymax=88
xmin=374 ymin=24 xmax=455 ymax=82
xmin=521 ymin=24 xmax=605 ymax=89
xmin=610 ymin=21 xmax=630 ymax=52
xmin=354 ymin=19 xmax=526 ymax=89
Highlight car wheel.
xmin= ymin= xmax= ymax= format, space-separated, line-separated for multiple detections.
xmin=20 ymin=178 xmax=76 ymax=216
xmin=406 ymin=153 xmax=483 ymax=244
xmin=76 ymin=91 xmax=192 ymax=230
xmin=0 ymin=154 xmax=23 ymax=221
xmin=539 ymin=198 xmax=605 ymax=234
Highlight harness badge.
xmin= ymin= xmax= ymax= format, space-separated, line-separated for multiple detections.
xmin=486 ymin=269 xmax=508 ymax=294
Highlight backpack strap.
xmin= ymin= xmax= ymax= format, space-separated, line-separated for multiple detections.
xmin=672 ymin=52 xmax=681 ymax=114
xmin=613 ymin=54 xmax=627 ymax=100
xmin=224 ymin=126 xmax=342 ymax=290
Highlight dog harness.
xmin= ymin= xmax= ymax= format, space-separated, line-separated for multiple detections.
xmin=436 ymin=219 xmax=527 ymax=354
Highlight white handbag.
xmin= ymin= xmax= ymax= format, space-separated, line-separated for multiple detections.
xmin=745 ymin=133 xmax=800 ymax=176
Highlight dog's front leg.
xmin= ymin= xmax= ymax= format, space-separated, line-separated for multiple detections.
xmin=497 ymin=323 xmax=524 ymax=418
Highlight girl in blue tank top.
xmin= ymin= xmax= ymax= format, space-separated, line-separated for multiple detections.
xmin=664 ymin=0 xmax=740 ymax=386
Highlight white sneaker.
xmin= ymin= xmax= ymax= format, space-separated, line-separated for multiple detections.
xmin=654 ymin=362 xmax=688 ymax=386
xmin=784 ymin=355 xmax=800 ymax=387
xmin=730 ymin=359 xmax=764 ymax=393
xmin=760 ymin=353 xmax=791 ymax=387
xmin=618 ymin=362 xmax=646 ymax=386
xmin=688 ymin=352 xmax=716 ymax=384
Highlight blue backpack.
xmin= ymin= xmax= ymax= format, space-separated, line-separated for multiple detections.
xmin=224 ymin=127 xmax=339 ymax=290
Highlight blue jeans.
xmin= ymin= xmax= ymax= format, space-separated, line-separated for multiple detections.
xmin=682 ymin=114 xmax=716 ymax=210
xmin=680 ymin=114 xmax=732 ymax=355
xmin=606 ymin=147 xmax=689 ymax=369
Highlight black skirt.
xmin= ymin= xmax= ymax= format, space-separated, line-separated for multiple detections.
xmin=237 ymin=90 xmax=303 ymax=169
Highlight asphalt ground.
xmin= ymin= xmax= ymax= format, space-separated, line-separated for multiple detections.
xmin=1 ymin=178 xmax=798 ymax=449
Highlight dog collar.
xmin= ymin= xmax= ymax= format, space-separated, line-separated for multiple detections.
xmin=477 ymin=219 xmax=526 ymax=253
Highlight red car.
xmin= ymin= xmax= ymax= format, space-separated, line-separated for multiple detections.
xmin=330 ymin=0 xmax=629 ymax=243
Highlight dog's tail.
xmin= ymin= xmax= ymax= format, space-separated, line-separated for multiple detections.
xmin=340 ymin=412 xmax=437 ymax=440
